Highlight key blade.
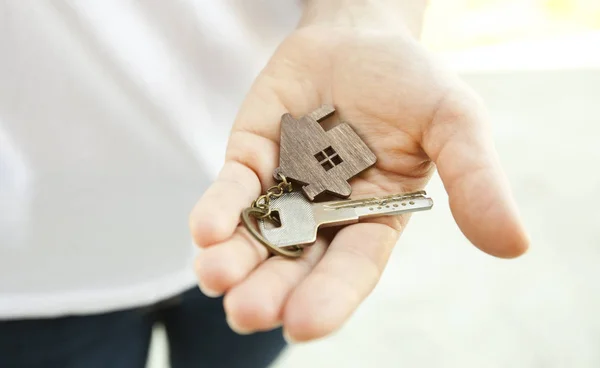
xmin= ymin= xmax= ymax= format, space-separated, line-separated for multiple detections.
xmin=353 ymin=195 xmax=433 ymax=219
xmin=312 ymin=205 xmax=359 ymax=229
xmin=321 ymin=191 xmax=427 ymax=210
xmin=313 ymin=191 xmax=433 ymax=228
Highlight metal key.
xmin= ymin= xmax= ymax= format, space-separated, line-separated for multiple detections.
xmin=258 ymin=191 xmax=433 ymax=249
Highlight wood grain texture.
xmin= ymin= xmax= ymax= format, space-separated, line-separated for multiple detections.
xmin=274 ymin=105 xmax=377 ymax=201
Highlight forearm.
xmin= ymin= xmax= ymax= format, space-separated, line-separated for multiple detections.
xmin=299 ymin=0 xmax=428 ymax=38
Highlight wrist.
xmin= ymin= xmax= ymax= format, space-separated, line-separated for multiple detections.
xmin=299 ymin=0 xmax=428 ymax=38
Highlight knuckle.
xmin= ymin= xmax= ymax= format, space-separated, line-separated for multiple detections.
xmin=189 ymin=214 xmax=207 ymax=246
xmin=189 ymin=206 xmax=231 ymax=248
xmin=283 ymin=305 xmax=336 ymax=342
xmin=194 ymin=252 xmax=242 ymax=294
xmin=189 ymin=214 xmax=216 ymax=247
xmin=224 ymin=292 xmax=279 ymax=330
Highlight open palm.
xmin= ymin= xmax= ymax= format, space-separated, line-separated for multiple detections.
xmin=189 ymin=26 xmax=528 ymax=342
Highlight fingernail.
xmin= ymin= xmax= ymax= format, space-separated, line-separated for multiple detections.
xmin=226 ymin=317 xmax=253 ymax=335
xmin=198 ymin=284 xmax=223 ymax=298
xmin=283 ymin=329 xmax=298 ymax=344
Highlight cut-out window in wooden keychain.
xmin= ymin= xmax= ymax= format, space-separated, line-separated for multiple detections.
xmin=274 ymin=105 xmax=377 ymax=201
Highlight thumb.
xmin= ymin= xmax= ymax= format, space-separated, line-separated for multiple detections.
xmin=423 ymin=87 xmax=529 ymax=258
xmin=189 ymin=72 xmax=315 ymax=246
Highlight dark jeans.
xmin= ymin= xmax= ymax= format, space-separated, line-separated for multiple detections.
xmin=0 ymin=287 xmax=287 ymax=368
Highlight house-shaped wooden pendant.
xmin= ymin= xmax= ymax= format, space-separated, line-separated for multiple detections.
xmin=274 ymin=105 xmax=377 ymax=201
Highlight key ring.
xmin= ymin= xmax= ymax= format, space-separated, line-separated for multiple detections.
xmin=241 ymin=174 xmax=303 ymax=258
xmin=241 ymin=207 xmax=304 ymax=258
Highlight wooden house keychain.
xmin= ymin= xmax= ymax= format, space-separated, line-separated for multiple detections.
xmin=241 ymin=105 xmax=434 ymax=258
xmin=274 ymin=104 xmax=376 ymax=200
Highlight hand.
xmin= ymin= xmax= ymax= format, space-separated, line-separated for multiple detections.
xmin=189 ymin=9 xmax=529 ymax=342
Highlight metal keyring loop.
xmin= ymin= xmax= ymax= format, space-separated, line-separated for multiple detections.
xmin=241 ymin=207 xmax=303 ymax=258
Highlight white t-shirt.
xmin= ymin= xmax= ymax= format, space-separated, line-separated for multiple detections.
xmin=0 ymin=1 xmax=301 ymax=319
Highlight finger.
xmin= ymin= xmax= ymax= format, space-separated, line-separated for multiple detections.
xmin=189 ymin=79 xmax=297 ymax=247
xmin=194 ymin=226 xmax=269 ymax=297
xmin=189 ymin=161 xmax=261 ymax=247
xmin=283 ymin=222 xmax=401 ymax=342
xmin=423 ymin=87 xmax=529 ymax=258
xmin=223 ymin=239 xmax=328 ymax=334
